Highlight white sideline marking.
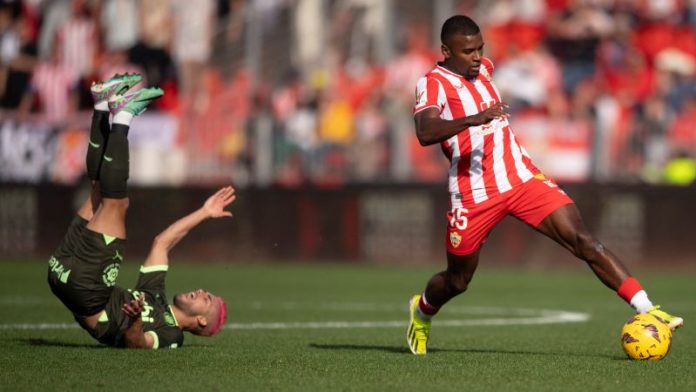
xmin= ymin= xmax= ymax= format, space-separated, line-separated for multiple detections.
xmin=228 ymin=310 xmax=589 ymax=330
xmin=0 ymin=306 xmax=590 ymax=330
xmin=1 ymin=323 xmax=79 ymax=330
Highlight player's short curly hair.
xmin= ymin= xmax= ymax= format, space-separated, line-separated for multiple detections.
xmin=441 ymin=15 xmax=480 ymax=45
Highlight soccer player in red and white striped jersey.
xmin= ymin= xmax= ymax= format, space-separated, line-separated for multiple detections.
xmin=56 ymin=6 xmax=97 ymax=78
xmin=406 ymin=15 xmax=683 ymax=356
xmin=24 ymin=48 xmax=79 ymax=123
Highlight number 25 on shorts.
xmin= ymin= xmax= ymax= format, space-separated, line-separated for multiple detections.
xmin=449 ymin=207 xmax=469 ymax=230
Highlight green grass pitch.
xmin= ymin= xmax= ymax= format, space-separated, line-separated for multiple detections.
xmin=1 ymin=260 xmax=695 ymax=391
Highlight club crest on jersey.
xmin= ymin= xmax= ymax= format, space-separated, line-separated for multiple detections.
xmin=449 ymin=231 xmax=462 ymax=248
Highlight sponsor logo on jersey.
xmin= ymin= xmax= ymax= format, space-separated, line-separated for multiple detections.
xmin=535 ymin=173 xmax=558 ymax=189
xmin=417 ymin=90 xmax=426 ymax=106
xmin=473 ymin=123 xmax=497 ymax=137
xmin=48 ymin=256 xmax=71 ymax=284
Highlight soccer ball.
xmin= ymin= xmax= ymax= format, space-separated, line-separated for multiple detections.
xmin=620 ymin=313 xmax=672 ymax=360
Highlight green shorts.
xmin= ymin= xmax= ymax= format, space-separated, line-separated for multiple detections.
xmin=47 ymin=216 xmax=126 ymax=316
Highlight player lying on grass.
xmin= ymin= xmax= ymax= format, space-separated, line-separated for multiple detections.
xmin=407 ymin=15 xmax=683 ymax=355
xmin=47 ymin=73 xmax=229 ymax=349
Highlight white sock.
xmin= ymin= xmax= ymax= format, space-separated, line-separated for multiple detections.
xmin=416 ymin=294 xmax=434 ymax=320
xmin=630 ymin=290 xmax=653 ymax=313
xmin=94 ymin=101 xmax=109 ymax=111
xmin=416 ymin=307 xmax=431 ymax=320
xmin=112 ymin=111 xmax=134 ymax=126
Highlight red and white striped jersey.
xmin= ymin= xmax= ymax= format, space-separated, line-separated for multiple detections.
xmin=30 ymin=62 xmax=79 ymax=122
xmin=57 ymin=18 xmax=97 ymax=77
xmin=413 ymin=57 xmax=541 ymax=208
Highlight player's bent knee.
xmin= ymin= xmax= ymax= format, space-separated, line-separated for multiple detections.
xmin=574 ymin=232 xmax=602 ymax=260
xmin=445 ymin=271 xmax=470 ymax=295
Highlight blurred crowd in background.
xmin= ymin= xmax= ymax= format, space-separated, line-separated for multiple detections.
xmin=1 ymin=0 xmax=696 ymax=187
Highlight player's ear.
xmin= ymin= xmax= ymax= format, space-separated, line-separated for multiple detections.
xmin=441 ymin=44 xmax=451 ymax=60
xmin=196 ymin=315 xmax=208 ymax=330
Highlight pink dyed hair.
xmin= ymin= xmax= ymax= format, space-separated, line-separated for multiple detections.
xmin=205 ymin=297 xmax=227 ymax=336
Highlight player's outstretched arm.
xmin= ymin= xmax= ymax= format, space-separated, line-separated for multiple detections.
xmin=414 ymin=103 xmax=509 ymax=146
xmin=121 ymin=295 xmax=154 ymax=349
xmin=142 ymin=186 xmax=236 ymax=267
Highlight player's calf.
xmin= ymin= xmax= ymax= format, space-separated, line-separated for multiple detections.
xmin=99 ymin=87 xmax=164 ymax=200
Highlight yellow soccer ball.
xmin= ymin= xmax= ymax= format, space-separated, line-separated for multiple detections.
xmin=620 ymin=313 xmax=672 ymax=360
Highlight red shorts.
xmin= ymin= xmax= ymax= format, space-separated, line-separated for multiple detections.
xmin=445 ymin=176 xmax=573 ymax=255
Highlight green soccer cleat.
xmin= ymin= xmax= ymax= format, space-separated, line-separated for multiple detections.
xmin=647 ymin=305 xmax=684 ymax=331
xmin=108 ymin=87 xmax=164 ymax=116
xmin=91 ymin=73 xmax=142 ymax=103
xmin=407 ymin=294 xmax=431 ymax=355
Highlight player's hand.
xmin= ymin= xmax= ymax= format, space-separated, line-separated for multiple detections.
xmin=469 ymin=102 xmax=509 ymax=126
xmin=203 ymin=186 xmax=236 ymax=219
xmin=122 ymin=294 xmax=144 ymax=319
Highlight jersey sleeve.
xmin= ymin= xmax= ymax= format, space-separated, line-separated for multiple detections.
xmin=481 ymin=57 xmax=495 ymax=76
xmin=135 ymin=265 xmax=168 ymax=293
xmin=146 ymin=326 xmax=184 ymax=349
xmin=413 ymin=76 xmax=444 ymax=114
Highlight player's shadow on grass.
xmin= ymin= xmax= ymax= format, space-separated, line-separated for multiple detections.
xmin=19 ymin=338 xmax=108 ymax=349
xmin=310 ymin=343 xmax=410 ymax=354
xmin=19 ymin=338 xmax=211 ymax=349
xmin=309 ymin=343 xmax=624 ymax=360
